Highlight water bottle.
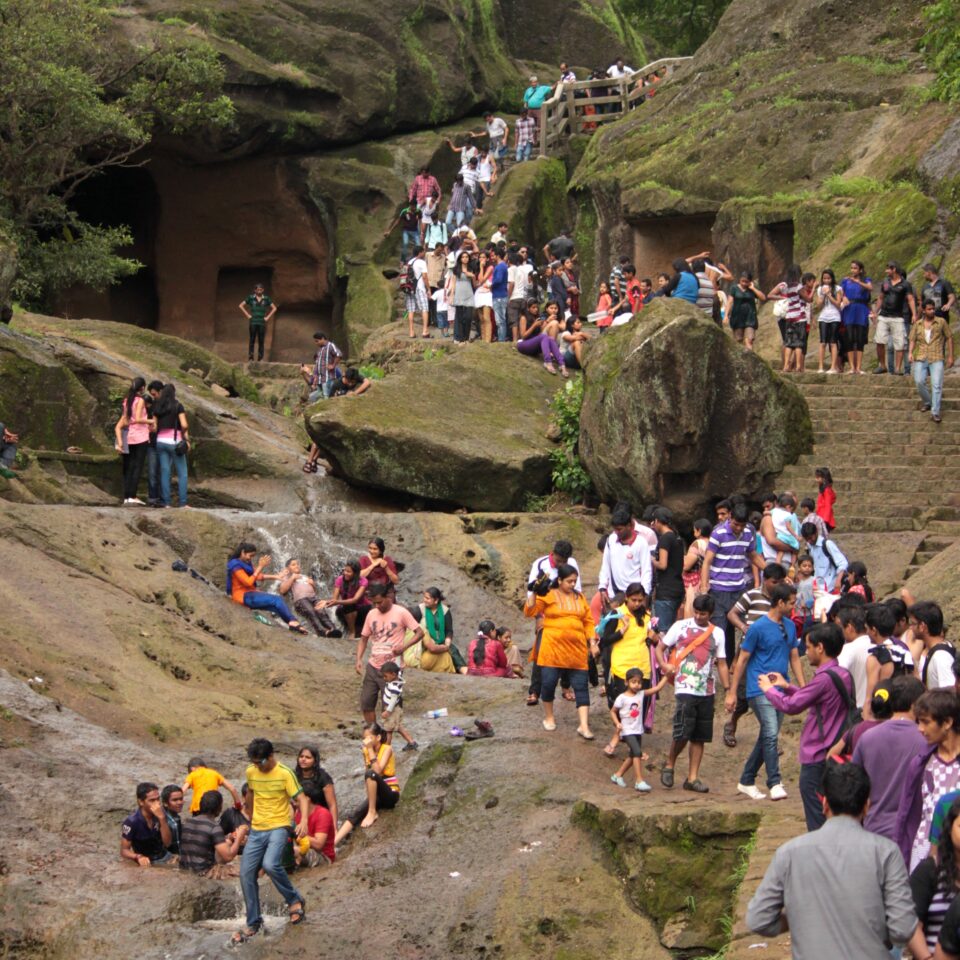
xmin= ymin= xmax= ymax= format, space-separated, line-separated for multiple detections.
xmin=424 ymin=707 xmax=448 ymax=719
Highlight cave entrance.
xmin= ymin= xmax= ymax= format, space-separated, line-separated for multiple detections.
xmin=53 ymin=166 xmax=159 ymax=327
xmin=758 ymin=220 xmax=795 ymax=291
xmin=215 ymin=267 xmax=275 ymax=360
xmin=631 ymin=215 xmax=716 ymax=284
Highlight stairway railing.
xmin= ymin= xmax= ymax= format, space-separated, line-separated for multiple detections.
xmin=537 ymin=57 xmax=692 ymax=157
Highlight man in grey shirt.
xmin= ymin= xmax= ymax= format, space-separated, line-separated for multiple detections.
xmin=747 ymin=762 xmax=920 ymax=960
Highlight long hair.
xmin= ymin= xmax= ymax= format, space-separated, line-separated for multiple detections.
xmin=939 ymin=798 xmax=960 ymax=894
xmin=785 ymin=264 xmax=802 ymax=286
xmin=153 ymin=382 xmax=179 ymax=418
xmin=845 ymin=561 xmax=873 ymax=602
xmin=816 ymin=466 xmax=833 ymax=488
xmin=821 ymin=269 xmax=837 ymax=295
xmin=294 ymin=745 xmax=321 ymax=784
xmin=473 ymin=619 xmax=496 ymax=666
xmin=124 ymin=377 xmax=146 ymax=418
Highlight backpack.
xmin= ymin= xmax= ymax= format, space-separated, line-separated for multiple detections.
xmin=817 ymin=667 xmax=861 ymax=748
xmin=922 ymin=642 xmax=957 ymax=687
xmin=398 ymin=259 xmax=416 ymax=294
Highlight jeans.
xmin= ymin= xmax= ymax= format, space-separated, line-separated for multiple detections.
xmin=453 ymin=305 xmax=473 ymax=343
xmin=913 ymin=359 xmax=944 ymax=416
xmin=740 ymin=695 xmax=783 ymax=788
xmin=490 ymin=136 xmax=505 ymax=161
xmin=122 ymin=441 xmax=148 ymax=499
xmin=708 ymin=588 xmax=741 ymax=664
xmin=0 ymin=439 xmax=16 ymax=468
xmin=445 ymin=209 xmax=466 ymax=229
xmin=540 ymin=666 xmax=589 ymax=706
xmin=799 ymin=761 xmax=826 ymax=831
xmin=517 ymin=333 xmax=563 ymax=365
xmin=516 ymin=142 xmax=532 ymax=162
xmin=146 ymin=445 xmax=160 ymax=502
xmin=243 ymin=591 xmax=296 ymax=624
xmin=401 ymin=229 xmax=419 ymax=262
xmin=240 ymin=826 xmax=303 ymax=930
xmin=156 ymin=443 xmax=188 ymax=507
xmin=248 ymin=324 xmax=265 ymax=360
xmin=492 ymin=297 xmax=508 ymax=341
xmin=653 ymin=598 xmax=680 ymax=635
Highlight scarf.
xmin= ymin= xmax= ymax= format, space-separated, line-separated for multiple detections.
xmin=424 ymin=603 xmax=446 ymax=644
xmin=225 ymin=558 xmax=254 ymax=596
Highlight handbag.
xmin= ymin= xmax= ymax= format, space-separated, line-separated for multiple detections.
xmin=665 ymin=625 xmax=714 ymax=685
xmin=773 ymin=297 xmax=788 ymax=319
xmin=174 ymin=423 xmax=188 ymax=458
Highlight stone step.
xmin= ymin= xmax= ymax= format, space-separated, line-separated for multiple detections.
xmin=776 ymin=478 xmax=954 ymax=495
xmin=905 ymin=564 xmax=922 ymax=578
xmin=919 ymin=537 xmax=957 ymax=551
xmin=929 ymin=520 xmax=960 ymax=534
xmin=914 ymin=550 xmax=943 ymax=564
xmin=809 ymin=413 xmax=960 ymax=428
xmin=796 ymin=382 xmax=952 ymax=397
xmin=793 ymin=451 xmax=960 ymax=467
xmin=802 ymin=440 xmax=960 ymax=455
xmin=833 ymin=515 xmax=919 ymax=532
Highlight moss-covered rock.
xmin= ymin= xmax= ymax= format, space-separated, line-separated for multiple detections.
xmin=573 ymin=799 xmax=760 ymax=952
xmin=578 ymin=299 xmax=812 ymax=520
xmin=305 ymin=344 xmax=560 ymax=510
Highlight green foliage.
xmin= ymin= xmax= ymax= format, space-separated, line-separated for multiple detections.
xmin=0 ymin=0 xmax=234 ymax=306
xmin=358 ymin=364 xmax=385 ymax=381
xmin=549 ymin=376 xmax=591 ymax=499
xmin=837 ymin=54 xmax=909 ymax=76
xmin=522 ymin=492 xmax=551 ymax=513
xmin=618 ymin=0 xmax=732 ymax=55
xmin=821 ymin=174 xmax=887 ymax=198
xmin=922 ymin=0 xmax=960 ymax=101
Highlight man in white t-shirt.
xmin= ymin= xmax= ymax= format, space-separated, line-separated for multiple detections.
xmin=658 ymin=594 xmax=730 ymax=792
xmin=598 ymin=504 xmax=653 ymax=602
xmin=607 ymin=58 xmax=634 ymax=78
xmin=507 ymin=252 xmax=530 ymax=343
xmin=484 ymin=112 xmax=509 ymax=160
xmin=404 ymin=245 xmax=430 ymax=339
xmin=912 ymin=601 xmax=956 ymax=689
xmin=836 ymin=606 xmax=871 ymax=708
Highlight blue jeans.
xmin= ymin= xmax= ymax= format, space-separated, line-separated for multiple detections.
xmin=653 ymin=598 xmax=680 ymax=635
xmin=240 ymin=827 xmax=303 ymax=930
xmin=492 ymin=297 xmax=508 ymax=341
xmin=740 ymin=695 xmax=783 ymax=788
xmin=913 ymin=359 xmax=944 ymax=416
xmin=146 ymin=445 xmax=160 ymax=502
xmin=445 ymin=209 xmax=466 ymax=229
xmin=243 ymin=592 xmax=296 ymax=624
xmin=799 ymin=761 xmax=826 ymax=831
xmin=156 ymin=443 xmax=187 ymax=507
xmin=401 ymin=229 xmax=419 ymax=262
xmin=540 ymin=666 xmax=589 ymax=706
xmin=516 ymin=142 xmax=532 ymax=162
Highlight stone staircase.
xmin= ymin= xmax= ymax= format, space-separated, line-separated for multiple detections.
xmin=775 ymin=372 xmax=960 ymax=578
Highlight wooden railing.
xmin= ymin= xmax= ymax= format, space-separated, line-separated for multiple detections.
xmin=537 ymin=57 xmax=692 ymax=157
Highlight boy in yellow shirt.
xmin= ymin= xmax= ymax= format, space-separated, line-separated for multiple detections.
xmin=181 ymin=757 xmax=242 ymax=815
xmin=231 ymin=738 xmax=310 ymax=946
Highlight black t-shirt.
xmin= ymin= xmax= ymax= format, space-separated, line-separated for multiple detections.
xmin=656 ymin=531 xmax=685 ymax=601
xmin=923 ymin=278 xmax=955 ymax=319
xmin=155 ymin=402 xmax=185 ymax=434
xmin=939 ymin=890 xmax=960 ymax=954
xmin=121 ymin=809 xmax=167 ymax=861
xmin=400 ymin=208 xmax=419 ymax=231
xmin=901 ymin=280 xmax=915 ymax=322
xmin=547 ymin=236 xmax=575 ymax=260
xmin=296 ymin=766 xmax=334 ymax=809
xmin=880 ymin=279 xmax=909 ymax=316
xmin=329 ymin=378 xmax=368 ymax=397
xmin=219 ymin=807 xmax=250 ymax=836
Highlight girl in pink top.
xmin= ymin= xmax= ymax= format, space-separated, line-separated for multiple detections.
xmin=467 ymin=620 xmax=510 ymax=677
xmin=115 ymin=377 xmax=154 ymax=505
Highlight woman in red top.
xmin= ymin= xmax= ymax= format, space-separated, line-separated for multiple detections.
xmin=467 ymin=621 xmax=510 ymax=677
xmin=359 ymin=538 xmax=400 ymax=598
xmin=815 ymin=466 xmax=836 ymax=531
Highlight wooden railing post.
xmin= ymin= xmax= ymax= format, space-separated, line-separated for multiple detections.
xmin=565 ymin=84 xmax=578 ymax=135
xmin=539 ymin=101 xmax=548 ymax=158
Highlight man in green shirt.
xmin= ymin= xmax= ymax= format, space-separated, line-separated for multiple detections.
xmin=239 ymin=283 xmax=277 ymax=361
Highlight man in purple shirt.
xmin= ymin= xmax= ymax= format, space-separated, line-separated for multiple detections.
xmin=851 ymin=674 xmax=927 ymax=841
xmin=759 ymin=622 xmax=854 ymax=831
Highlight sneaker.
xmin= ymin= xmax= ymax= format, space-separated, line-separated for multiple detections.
xmin=737 ymin=783 xmax=767 ymax=800
xmin=127 ymin=497 xmax=145 ymax=505
xmin=660 ymin=767 xmax=674 ymax=788
xmin=635 ymin=780 xmax=652 ymax=793
xmin=769 ymin=784 xmax=788 ymax=801
xmin=611 ymin=774 xmax=626 ymax=788
xmin=683 ymin=779 xmax=709 ymax=793
xmin=872 ymin=367 xmax=888 ymax=374
xmin=402 ymin=741 xmax=419 ymax=752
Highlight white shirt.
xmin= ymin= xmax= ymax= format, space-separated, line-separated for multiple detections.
xmin=837 ymin=635 xmax=872 ymax=708
xmin=491 ymin=230 xmax=507 ymax=245
xmin=513 ymin=263 xmax=534 ymax=300
xmin=919 ymin=645 xmax=956 ymax=690
xmin=486 ymin=117 xmax=508 ymax=139
xmin=607 ymin=63 xmax=634 ymax=78
xmin=461 ymin=166 xmax=479 ymax=190
xmin=598 ymin=522 xmax=653 ymax=595
xmin=527 ymin=553 xmax=581 ymax=599
xmin=478 ymin=157 xmax=494 ymax=181
xmin=412 ymin=257 xmax=427 ymax=292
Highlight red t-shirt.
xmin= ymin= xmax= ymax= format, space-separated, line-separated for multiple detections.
xmin=626 ymin=278 xmax=644 ymax=315
xmin=294 ymin=805 xmax=336 ymax=862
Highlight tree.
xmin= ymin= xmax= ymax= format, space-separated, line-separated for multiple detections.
xmin=620 ymin=0 xmax=732 ymax=57
xmin=922 ymin=0 xmax=960 ymax=102
xmin=0 ymin=0 xmax=234 ymax=307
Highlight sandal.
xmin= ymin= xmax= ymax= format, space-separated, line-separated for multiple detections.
xmin=289 ymin=899 xmax=306 ymax=925
xmin=526 ymin=694 xmax=540 ymax=706
xmin=562 ymin=688 xmax=575 ymax=701
xmin=230 ymin=925 xmax=263 ymax=945
xmin=722 ymin=721 xmax=737 ymax=749
xmin=289 ymin=622 xmax=309 ymax=635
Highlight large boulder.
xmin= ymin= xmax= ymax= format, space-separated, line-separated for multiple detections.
xmin=578 ymin=299 xmax=812 ymax=520
xmin=305 ymin=344 xmax=559 ymax=510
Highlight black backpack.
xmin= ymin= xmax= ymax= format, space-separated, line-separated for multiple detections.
xmin=922 ymin=642 xmax=957 ymax=687
xmin=816 ymin=668 xmax=861 ymax=748
xmin=398 ymin=259 xmax=416 ymax=294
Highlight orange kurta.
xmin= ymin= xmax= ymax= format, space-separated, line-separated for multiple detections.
xmin=525 ymin=589 xmax=595 ymax=670
xmin=230 ymin=567 xmax=261 ymax=604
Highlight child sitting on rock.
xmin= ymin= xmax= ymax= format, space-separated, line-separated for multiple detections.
xmin=277 ymin=558 xmax=342 ymax=638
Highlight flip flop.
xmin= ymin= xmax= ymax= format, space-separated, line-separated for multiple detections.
xmin=722 ymin=721 xmax=737 ymax=748
xmin=526 ymin=695 xmax=539 ymax=706
xmin=576 ymin=729 xmax=595 ymax=741
xmin=562 ymin=689 xmax=575 ymax=701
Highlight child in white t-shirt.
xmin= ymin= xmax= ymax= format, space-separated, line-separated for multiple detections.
xmin=610 ymin=668 xmax=666 ymax=792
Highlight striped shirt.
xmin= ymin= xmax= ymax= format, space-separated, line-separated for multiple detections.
xmin=775 ymin=282 xmax=807 ymax=324
xmin=730 ymin=587 xmax=771 ymax=628
xmin=706 ymin=520 xmax=756 ymax=592
xmin=515 ymin=116 xmax=537 ymax=148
